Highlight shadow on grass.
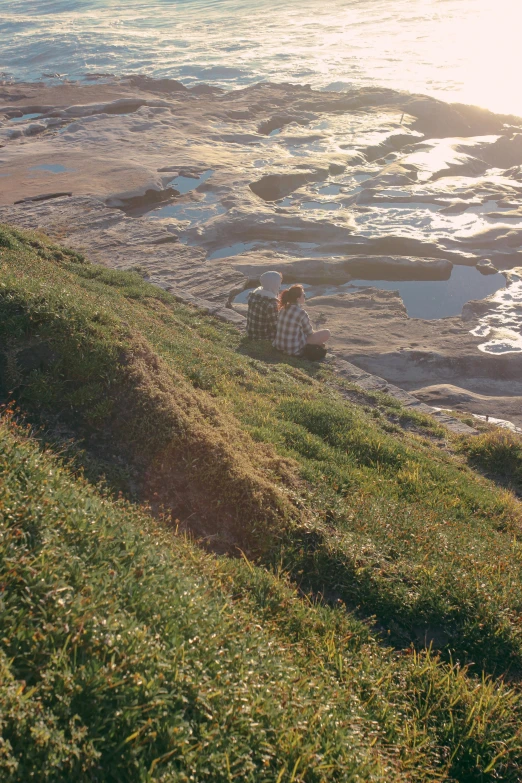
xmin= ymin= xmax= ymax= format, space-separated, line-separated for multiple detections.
xmin=236 ymin=336 xmax=328 ymax=379
xmin=279 ymin=530 xmax=522 ymax=679
xmin=457 ymin=429 xmax=522 ymax=499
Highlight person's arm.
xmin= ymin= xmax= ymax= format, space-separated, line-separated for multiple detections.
xmin=268 ymin=300 xmax=279 ymax=336
xmin=301 ymin=309 xmax=314 ymax=336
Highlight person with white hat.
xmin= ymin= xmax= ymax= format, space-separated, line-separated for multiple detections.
xmin=246 ymin=270 xmax=282 ymax=341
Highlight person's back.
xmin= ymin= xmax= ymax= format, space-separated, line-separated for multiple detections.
xmin=246 ymin=271 xmax=281 ymax=341
xmin=274 ymin=284 xmax=331 ymax=357
xmin=274 ymin=301 xmax=312 ymax=356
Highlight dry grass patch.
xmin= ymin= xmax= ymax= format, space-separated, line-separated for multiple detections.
xmin=457 ymin=429 xmax=522 ymax=495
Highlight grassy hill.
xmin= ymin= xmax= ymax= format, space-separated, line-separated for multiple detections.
xmin=2 ymin=223 xmax=522 ymax=781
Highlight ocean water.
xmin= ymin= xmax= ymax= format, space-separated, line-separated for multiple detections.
xmin=1 ymin=0 xmax=522 ymax=116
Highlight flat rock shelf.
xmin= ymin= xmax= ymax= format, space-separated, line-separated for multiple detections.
xmin=1 ymin=75 xmax=521 ymax=427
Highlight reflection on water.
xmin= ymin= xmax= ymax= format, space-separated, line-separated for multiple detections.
xmin=167 ymin=170 xmax=214 ymax=194
xmin=146 ymin=171 xmax=218 ymax=225
xmin=347 ymin=266 xmax=505 ymax=320
xmin=234 ymin=266 xmax=505 ymax=321
xmin=148 ymin=192 xmax=225 ymax=226
xmin=209 ymin=242 xmax=258 ymax=260
xmin=318 ymin=184 xmax=341 ymax=196
xmin=30 ymin=163 xmax=71 ymax=173
xmin=8 ymin=113 xmax=42 ymax=123
xmin=2 ymin=0 xmax=522 ymax=115
xmin=470 ymin=272 xmax=522 ymax=354
xmin=301 ymin=201 xmax=341 ymax=211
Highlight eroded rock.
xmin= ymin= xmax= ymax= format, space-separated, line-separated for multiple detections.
xmin=481 ymin=134 xmax=522 ymax=168
xmin=476 ymin=259 xmax=499 ymax=275
xmin=0 ymin=76 xmax=520 ymax=424
xmin=343 ymin=256 xmax=452 ymax=280
xmin=249 ymin=168 xmax=329 ymax=201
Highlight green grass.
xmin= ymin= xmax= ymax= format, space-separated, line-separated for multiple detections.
xmin=2 ymin=223 xmax=522 ymax=674
xmin=457 ymin=429 xmax=522 ymax=495
xmin=3 ymin=223 xmax=522 ymax=778
xmin=2 ymin=414 xmax=522 ymax=781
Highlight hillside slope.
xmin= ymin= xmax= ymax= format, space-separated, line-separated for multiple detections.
xmin=2 ymin=224 xmax=522 ymax=780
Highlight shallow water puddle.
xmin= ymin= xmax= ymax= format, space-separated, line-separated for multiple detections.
xmin=403 ymin=136 xmax=498 ymax=182
xmin=167 ymin=169 xmax=214 ymax=194
xmin=30 ymin=163 xmax=71 ymax=173
xmin=148 ymin=193 xmax=225 ymax=225
xmin=352 ymin=196 xmax=522 ymax=247
xmin=346 ymin=266 xmax=505 ymax=319
xmin=301 ymin=200 xmax=341 ymax=211
xmin=318 ymin=184 xmax=341 ymax=195
xmin=234 ymin=266 xmax=505 ymax=320
xmin=8 ymin=113 xmax=42 ymax=123
xmin=209 ymin=242 xmax=259 ymax=260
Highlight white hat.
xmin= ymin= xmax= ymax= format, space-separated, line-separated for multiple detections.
xmin=259 ymin=270 xmax=282 ymax=296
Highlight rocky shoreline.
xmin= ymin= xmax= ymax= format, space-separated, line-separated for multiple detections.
xmin=1 ymin=75 xmax=521 ymax=426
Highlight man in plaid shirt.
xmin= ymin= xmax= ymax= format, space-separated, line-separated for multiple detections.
xmin=246 ymin=271 xmax=282 ymax=340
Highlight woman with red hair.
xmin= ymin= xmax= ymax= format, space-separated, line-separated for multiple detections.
xmin=274 ymin=285 xmax=330 ymax=358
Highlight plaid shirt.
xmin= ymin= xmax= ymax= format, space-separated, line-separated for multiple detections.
xmin=246 ymin=292 xmax=279 ymax=340
xmin=273 ymin=304 xmax=313 ymax=356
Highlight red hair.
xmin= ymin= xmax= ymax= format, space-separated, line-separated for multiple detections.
xmin=278 ymin=284 xmax=304 ymax=310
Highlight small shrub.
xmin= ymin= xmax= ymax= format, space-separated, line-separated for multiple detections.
xmin=459 ymin=429 xmax=522 ymax=492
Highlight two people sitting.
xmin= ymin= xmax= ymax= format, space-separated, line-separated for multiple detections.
xmin=246 ymin=270 xmax=330 ymax=359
